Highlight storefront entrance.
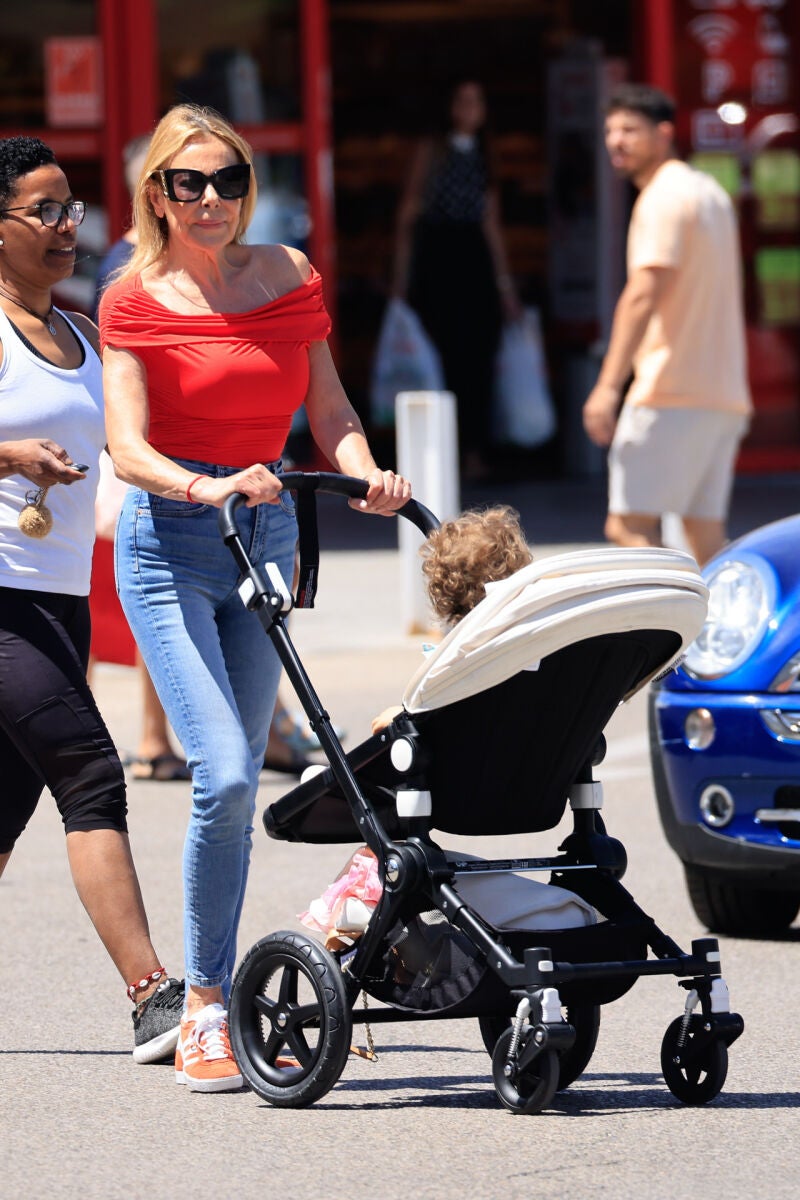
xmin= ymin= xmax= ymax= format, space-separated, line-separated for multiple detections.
xmin=2 ymin=0 xmax=798 ymax=472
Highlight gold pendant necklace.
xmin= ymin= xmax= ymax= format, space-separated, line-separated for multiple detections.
xmin=0 ymin=286 xmax=58 ymax=336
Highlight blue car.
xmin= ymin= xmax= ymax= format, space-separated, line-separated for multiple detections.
xmin=649 ymin=514 xmax=800 ymax=936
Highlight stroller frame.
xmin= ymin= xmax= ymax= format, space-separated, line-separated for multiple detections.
xmin=220 ymin=475 xmax=744 ymax=1114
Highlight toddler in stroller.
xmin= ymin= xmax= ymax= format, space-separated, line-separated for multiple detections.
xmin=299 ymin=504 xmax=534 ymax=948
xmin=219 ymin=473 xmax=744 ymax=1114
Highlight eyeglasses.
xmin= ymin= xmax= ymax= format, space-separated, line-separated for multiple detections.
xmin=0 ymin=200 xmax=86 ymax=228
xmin=152 ymin=164 xmax=251 ymax=203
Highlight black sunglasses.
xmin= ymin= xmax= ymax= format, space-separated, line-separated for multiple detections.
xmin=0 ymin=200 xmax=86 ymax=228
xmin=152 ymin=164 xmax=251 ymax=203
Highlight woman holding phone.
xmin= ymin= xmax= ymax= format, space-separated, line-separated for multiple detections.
xmin=0 ymin=135 xmax=182 ymax=1064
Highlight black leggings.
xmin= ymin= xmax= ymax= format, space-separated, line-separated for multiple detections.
xmin=0 ymin=587 xmax=127 ymax=854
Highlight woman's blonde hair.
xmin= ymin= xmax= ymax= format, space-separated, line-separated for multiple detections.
xmin=118 ymin=104 xmax=258 ymax=282
xmin=421 ymin=505 xmax=532 ymax=625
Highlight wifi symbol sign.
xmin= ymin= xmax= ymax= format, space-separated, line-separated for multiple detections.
xmin=688 ymin=14 xmax=738 ymax=55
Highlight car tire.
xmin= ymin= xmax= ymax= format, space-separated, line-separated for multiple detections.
xmin=684 ymin=864 xmax=800 ymax=937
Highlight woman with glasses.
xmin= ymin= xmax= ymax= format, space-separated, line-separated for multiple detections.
xmin=0 ymin=135 xmax=183 ymax=1062
xmin=99 ymin=104 xmax=411 ymax=1093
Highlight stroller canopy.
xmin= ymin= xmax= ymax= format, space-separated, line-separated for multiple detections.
xmin=264 ymin=546 xmax=708 ymax=844
xmin=402 ymin=547 xmax=708 ymax=714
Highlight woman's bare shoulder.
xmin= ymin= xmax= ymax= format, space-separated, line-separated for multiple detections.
xmin=248 ymin=242 xmax=312 ymax=285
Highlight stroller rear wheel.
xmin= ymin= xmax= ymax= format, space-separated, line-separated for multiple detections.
xmin=229 ymin=930 xmax=352 ymax=1107
xmin=479 ymin=1002 xmax=601 ymax=1091
xmin=491 ymin=1026 xmax=559 ymax=1114
xmin=660 ymin=1015 xmax=728 ymax=1106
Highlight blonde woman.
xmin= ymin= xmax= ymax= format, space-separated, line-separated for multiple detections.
xmin=100 ymin=104 xmax=411 ymax=1092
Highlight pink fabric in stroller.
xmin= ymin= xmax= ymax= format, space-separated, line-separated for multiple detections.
xmin=299 ymin=848 xmax=383 ymax=948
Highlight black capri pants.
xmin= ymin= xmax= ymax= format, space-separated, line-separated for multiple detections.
xmin=0 ymin=586 xmax=127 ymax=854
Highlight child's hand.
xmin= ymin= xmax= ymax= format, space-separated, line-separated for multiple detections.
xmin=371 ymin=705 xmax=403 ymax=735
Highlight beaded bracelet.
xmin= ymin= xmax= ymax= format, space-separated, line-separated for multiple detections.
xmin=127 ymin=965 xmax=167 ymax=1001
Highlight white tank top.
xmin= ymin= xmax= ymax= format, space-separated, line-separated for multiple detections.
xmin=0 ymin=306 xmax=105 ymax=596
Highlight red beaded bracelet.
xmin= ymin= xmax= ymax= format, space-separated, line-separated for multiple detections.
xmin=127 ymin=965 xmax=167 ymax=1001
xmin=186 ymin=475 xmax=205 ymax=502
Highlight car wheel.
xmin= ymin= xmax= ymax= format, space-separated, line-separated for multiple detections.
xmin=684 ymin=864 xmax=800 ymax=937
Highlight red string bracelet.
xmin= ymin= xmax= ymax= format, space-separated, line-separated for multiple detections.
xmin=127 ymin=965 xmax=167 ymax=1001
xmin=186 ymin=475 xmax=205 ymax=502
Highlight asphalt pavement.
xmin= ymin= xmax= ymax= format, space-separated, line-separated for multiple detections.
xmin=3 ymin=469 xmax=800 ymax=1199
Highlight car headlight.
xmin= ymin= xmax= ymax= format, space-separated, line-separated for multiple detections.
xmin=684 ymin=558 xmax=774 ymax=679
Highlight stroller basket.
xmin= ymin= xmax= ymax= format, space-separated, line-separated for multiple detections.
xmin=365 ymin=907 xmax=649 ymax=1015
xmin=219 ymin=475 xmax=744 ymax=1114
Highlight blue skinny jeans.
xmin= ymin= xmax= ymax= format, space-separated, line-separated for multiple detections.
xmin=115 ymin=458 xmax=297 ymax=997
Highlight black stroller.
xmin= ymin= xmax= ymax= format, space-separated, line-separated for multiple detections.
xmin=220 ymin=474 xmax=744 ymax=1114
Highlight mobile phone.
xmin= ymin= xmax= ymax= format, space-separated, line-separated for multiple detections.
xmin=69 ymin=463 xmax=89 ymax=473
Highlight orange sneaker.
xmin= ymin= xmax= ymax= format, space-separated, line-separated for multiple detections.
xmin=174 ymin=1004 xmax=243 ymax=1093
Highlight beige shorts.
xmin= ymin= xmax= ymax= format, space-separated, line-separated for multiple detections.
xmin=608 ymin=405 xmax=749 ymax=520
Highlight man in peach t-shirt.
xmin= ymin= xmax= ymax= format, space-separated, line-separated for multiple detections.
xmin=583 ymin=84 xmax=751 ymax=565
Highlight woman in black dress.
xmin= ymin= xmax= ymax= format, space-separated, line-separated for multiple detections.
xmin=393 ymin=81 xmax=520 ymax=481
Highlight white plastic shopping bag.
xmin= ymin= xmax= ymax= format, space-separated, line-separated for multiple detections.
xmin=493 ymin=307 xmax=556 ymax=448
xmin=370 ymin=298 xmax=445 ymax=428
xmin=94 ymin=450 xmax=131 ymax=542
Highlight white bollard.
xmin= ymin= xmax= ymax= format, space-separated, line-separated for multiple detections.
xmin=395 ymin=391 xmax=461 ymax=634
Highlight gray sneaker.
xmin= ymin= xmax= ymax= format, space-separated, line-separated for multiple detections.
xmin=132 ymin=977 xmax=184 ymax=1064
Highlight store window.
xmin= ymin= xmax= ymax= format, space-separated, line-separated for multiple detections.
xmin=157 ymin=0 xmax=301 ymax=122
xmin=0 ymin=1 xmax=96 ymax=128
xmin=328 ymin=0 xmax=631 ymax=442
xmin=1 ymin=3 xmax=105 ymax=313
xmin=155 ymin=1 xmax=308 ymax=251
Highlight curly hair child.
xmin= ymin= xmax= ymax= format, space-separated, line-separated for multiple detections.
xmin=421 ymin=504 xmax=532 ymax=626
xmin=372 ymin=505 xmax=531 ymax=733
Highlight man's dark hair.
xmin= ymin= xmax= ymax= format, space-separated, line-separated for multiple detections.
xmin=0 ymin=136 xmax=57 ymax=211
xmin=606 ymin=84 xmax=676 ymax=126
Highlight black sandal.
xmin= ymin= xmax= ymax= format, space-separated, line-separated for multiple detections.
xmin=130 ymin=754 xmax=191 ymax=782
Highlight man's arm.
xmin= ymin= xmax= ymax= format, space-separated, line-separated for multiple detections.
xmin=582 ymin=265 xmax=675 ymax=447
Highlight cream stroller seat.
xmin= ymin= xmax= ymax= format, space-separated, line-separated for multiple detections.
xmin=220 ymin=474 xmax=744 ymax=1114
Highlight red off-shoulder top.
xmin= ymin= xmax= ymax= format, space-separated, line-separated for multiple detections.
xmin=99 ymin=268 xmax=331 ymax=467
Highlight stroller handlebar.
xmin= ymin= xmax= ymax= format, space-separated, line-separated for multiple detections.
xmin=218 ymin=472 xmax=440 ymax=543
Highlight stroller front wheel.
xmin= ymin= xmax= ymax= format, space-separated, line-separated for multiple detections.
xmin=229 ymin=930 xmax=352 ymax=1108
xmin=491 ymin=1027 xmax=560 ymax=1114
xmin=660 ymin=1015 xmax=728 ymax=1106
xmin=480 ymin=1002 xmax=601 ymax=1092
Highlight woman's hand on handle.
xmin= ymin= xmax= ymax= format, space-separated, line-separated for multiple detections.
xmin=185 ymin=463 xmax=283 ymax=509
xmin=350 ymin=468 xmax=412 ymax=516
